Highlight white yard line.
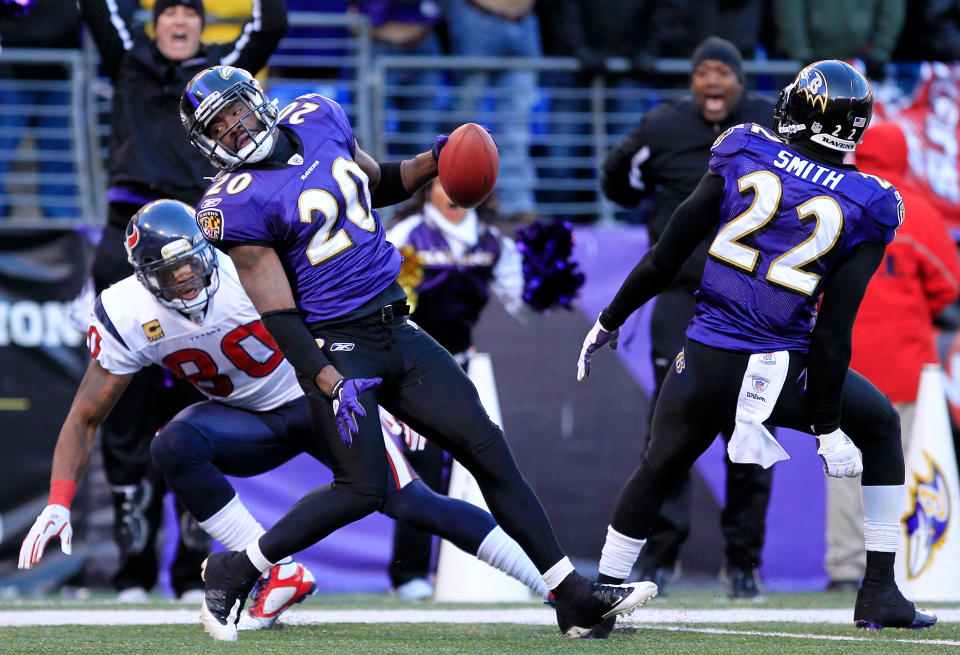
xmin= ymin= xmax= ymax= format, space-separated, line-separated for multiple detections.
xmin=0 ymin=607 xmax=957 ymax=628
xmin=647 ymin=625 xmax=960 ymax=647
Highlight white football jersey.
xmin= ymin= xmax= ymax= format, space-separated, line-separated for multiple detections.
xmin=87 ymin=253 xmax=303 ymax=412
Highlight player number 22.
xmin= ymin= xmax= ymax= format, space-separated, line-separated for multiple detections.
xmin=708 ymin=169 xmax=843 ymax=296
xmin=300 ymin=158 xmax=377 ymax=265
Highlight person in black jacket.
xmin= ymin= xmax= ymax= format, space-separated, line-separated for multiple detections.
xmin=78 ymin=0 xmax=286 ymax=600
xmin=601 ymin=36 xmax=775 ymax=602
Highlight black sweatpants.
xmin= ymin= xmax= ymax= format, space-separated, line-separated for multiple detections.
xmin=610 ymin=338 xmax=904 ymax=542
xmin=644 ymin=290 xmax=772 ymax=570
xmin=259 ymin=314 xmax=565 ymax=574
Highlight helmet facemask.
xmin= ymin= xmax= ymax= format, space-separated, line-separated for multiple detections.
xmin=185 ymin=78 xmax=279 ymax=171
xmin=133 ymin=239 xmax=220 ymax=320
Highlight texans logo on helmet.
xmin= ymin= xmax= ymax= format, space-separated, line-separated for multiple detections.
xmin=197 ymin=207 xmax=224 ymax=241
xmin=126 ymin=223 xmax=140 ymax=255
xmin=904 ymin=453 xmax=950 ymax=579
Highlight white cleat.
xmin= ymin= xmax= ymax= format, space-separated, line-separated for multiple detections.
xmin=237 ymin=560 xmax=316 ymax=631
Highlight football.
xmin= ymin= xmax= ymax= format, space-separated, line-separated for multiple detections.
xmin=438 ymin=123 xmax=499 ymax=208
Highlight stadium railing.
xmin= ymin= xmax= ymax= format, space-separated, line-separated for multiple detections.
xmin=0 ymin=11 xmax=800 ymax=226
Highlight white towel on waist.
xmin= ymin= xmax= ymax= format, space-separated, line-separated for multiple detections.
xmin=727 ymin=351 xmax=790 ymax=468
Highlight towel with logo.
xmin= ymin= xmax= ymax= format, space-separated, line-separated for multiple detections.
xmin=727 ymin=351 xmax=790 ymax=468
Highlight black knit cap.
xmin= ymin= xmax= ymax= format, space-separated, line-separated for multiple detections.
xmin=153 ymin=0 xmax=205 ymax=25
xmin=691 ymin=36 xmax=743 ymax=82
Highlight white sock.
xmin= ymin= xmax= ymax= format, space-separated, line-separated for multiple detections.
xmin=862 ymin=484 xmax=905 ymax=552
xmin=476 ymin=526 xmax=550 ymax=598
xmin=599 ymin=525 xmax=646 ymax=580
xmin=245 ymin=539 xmax=275 ymax=574
xmin=542 ymin=556 xmax=575 ymax=590
xmin=198 ymin=495 xmax=266 ymax=551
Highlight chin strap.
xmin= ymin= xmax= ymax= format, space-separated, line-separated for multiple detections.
xmin=239 ymin=130 xmax=275 ymax=165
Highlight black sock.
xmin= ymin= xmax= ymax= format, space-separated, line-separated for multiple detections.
xmin=597 ymin=573 xmax=623 ymax=585
xmin=234 ymin=551 xmax=263 ymax=583
xmin=863 ymin=551 xmax=895 ymax=585
xmin=552 ymin=570 xmax=586 ymax=597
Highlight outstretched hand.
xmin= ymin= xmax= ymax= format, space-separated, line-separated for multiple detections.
xmin=19 ymin=504 xmax=72 ymax=569
xmin=331 ymin=377 xmax=382 ymax=446
xmin=577 ymin=316 xmax=620 ymax=381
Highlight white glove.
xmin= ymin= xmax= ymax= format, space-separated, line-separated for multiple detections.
xmin=577 ymin=316 xmax=620 ymax=381
xmin=379 ymin=407 xmax=427 ymax=451
xmin=19 ymin=504 xmax=72 ymax=569
xmin=816 ymin=428 xmax=863 ymax=478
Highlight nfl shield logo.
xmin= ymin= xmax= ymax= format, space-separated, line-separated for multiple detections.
xmin=759 ymin=352 xmax=776 ymax=365
xmin=752 ymin=376 xmax=769 ymax=393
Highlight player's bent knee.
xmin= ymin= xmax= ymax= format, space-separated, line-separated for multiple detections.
xmin=150 ymin=421 xmax=206 ymax=476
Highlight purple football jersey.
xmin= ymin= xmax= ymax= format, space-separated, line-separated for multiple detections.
xmin=687 ymin=123 xmax=903 ymax=353
xmin=195 ymin=93 xmax=401 ymax=323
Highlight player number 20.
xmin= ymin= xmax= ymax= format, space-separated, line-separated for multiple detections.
xmin=300 ymin=158 xmax=377 ymax=265
xmin=708 ymin=170 xmax=843 ymax=296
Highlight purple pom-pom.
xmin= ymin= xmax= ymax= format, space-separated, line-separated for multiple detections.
xmin=515 ymin=220 xmax=586 ymax=314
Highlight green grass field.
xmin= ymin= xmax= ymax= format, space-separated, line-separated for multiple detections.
xmin=0 ymin=590 xmax=955 ymax=655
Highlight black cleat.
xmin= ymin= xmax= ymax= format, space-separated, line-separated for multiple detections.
xmin=728 ymin=566 xmax=764 ymax=601
xmin=200 ymin=551 xmax=260 ymax=641
xmin=554 ymin=572 xmax=658 ymax=638
xmin=853 ymin=581 xmax=937 ymax=630
xmin=583 ymin=616 xmax=616 ymax=639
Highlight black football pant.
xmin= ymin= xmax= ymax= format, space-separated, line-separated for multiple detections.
xmin=643 ymin=291 xmax=772 ymax=571
xmin=259 ymin=314 xmax=565 ymax=573
xmin=389 ymin=357 xmax=462 ymax=588
xmin=93 ymin=206 xmax=208 ymax=595
xmin=610 ymin=338 xmax=904 ymax=543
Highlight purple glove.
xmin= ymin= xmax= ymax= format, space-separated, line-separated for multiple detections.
xmin=330 ymin=377 xmax=382 ymax=446
xmin=577 ymin=316 xmax=620 ymax=381
xmin=432 ymin=134 xmax=449 ymax=161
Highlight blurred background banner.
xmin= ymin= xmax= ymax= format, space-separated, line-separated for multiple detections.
xmin=0 ymin=226 xmax=91 ymax=565
xmin=876 ymin=63 xmax=960 ymax=233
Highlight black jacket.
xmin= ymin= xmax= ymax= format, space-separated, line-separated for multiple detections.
xmin=80 ymin=0 xmax=287 ymax=218
xmin=602 ymin=91 xmax=774 ymax=293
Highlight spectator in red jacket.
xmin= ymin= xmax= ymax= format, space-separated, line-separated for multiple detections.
xmin=826 ymin=121 xmax=960 ymax=590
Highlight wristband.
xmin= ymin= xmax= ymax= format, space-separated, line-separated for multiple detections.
xmin=49 ymin=479 xmax=77 ymax=509
xmin=261 ymin=308 xmax=331 ymax=393
xmin=371 ymin=161 xmax=412 ymax=208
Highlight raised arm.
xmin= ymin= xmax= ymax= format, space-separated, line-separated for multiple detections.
xmin=78 ymin=0 xmax=137 ymax=79
xmin=220 ymin=0 xmax=289 ymax=76
xmin=356 ymin=143 xmax=439 ymax=209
